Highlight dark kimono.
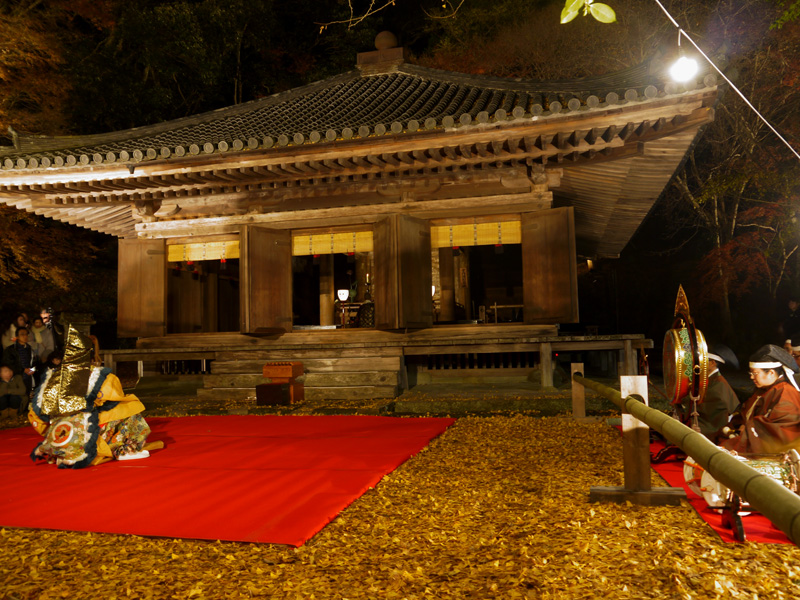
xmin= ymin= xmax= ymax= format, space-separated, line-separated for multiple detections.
xmin=721 ymin=379 xmax=800 ymax=454
xmin=676 ymin=370 xmax=739 ymax=442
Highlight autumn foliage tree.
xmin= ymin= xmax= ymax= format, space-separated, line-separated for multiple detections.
xmin=0 ymin=1 xmax=70 ymax=140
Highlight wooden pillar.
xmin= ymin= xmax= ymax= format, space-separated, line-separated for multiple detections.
xmin=438 ymin=248 xmax=456 ymax=322
xmin=623 ymin=339 xmax=637 ymax=375
xmin=319 ymin=255 xmax=334 ymax=326
xmin=571 ymin=363 xmax=585 ymax=418
xmin=621 ymin=376 xmax=651 ymax=492
xmin=540 ymin=342 xmax=553 ymax=388
xmin=103 ymin=352 xmax=115 ymax=373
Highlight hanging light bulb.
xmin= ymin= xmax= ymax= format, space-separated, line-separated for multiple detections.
xmin=669 ymin=31 xmax=698 ymax=82
xmin=670 ymin=56 xmax=698 ymax=82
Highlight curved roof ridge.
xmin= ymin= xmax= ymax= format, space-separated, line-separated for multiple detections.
xmin=395 ymin=61 xmax=657 ymax=94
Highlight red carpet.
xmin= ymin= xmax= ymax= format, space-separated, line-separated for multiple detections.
xmin=649 ymin=439 xmax=793 ymax=544
xmin=0 ymin=415 xmax=455 ymax=546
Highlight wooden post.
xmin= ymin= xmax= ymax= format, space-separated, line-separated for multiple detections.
xmin=103 ymin=352 xmax=115 ymax=373
xmin=623 ymin=339 xmax=637 ymax=375
xmin=589 ymin=374 xmax=685 ymax=505
xmin=571 ymin=363 xmax=585 ymax=418
xmin=540 ymin=342 xmax=553 ymax=388
xmin=621 ymin=376 xmax=651 ymax=491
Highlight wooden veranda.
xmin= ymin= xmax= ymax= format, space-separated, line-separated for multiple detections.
xmin=103 ymin=325 xmax=652 ymax=401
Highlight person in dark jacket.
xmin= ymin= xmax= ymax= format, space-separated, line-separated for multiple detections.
xmin=2 ymin=326 xmax=38 ymax=397
xmin=0 ymin=365 xmax=26 ymax=417
xmin=676 ymin=343 xmax=740 ymax=442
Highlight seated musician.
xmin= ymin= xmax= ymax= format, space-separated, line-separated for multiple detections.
xmin=721 ymin=344 xmax=800 ymax=455
xmin=674 ymin=343 xmax=740 ymax=442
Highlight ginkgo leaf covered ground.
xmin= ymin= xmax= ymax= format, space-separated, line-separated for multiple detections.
xmin=2 ymin=412 xmax=799 ymax=599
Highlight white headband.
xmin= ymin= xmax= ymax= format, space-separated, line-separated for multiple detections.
xmin=750 ymin=361 xmax=782 ymax=369
xmin=708 ymin=353 xmax=724 ymax=364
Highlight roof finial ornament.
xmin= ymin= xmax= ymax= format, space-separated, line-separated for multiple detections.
xmin=357 ymin=31 xmax=406 ymax=72
xmin=374 ymin=31 xmax=398 ymax=50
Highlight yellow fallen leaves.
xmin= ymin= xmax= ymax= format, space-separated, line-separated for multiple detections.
xmin=1 ymin=415 xmax=799 ymax=599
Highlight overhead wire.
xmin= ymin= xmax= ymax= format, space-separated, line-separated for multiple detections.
xmin=652 ymin=0 xmax=800 ymax=163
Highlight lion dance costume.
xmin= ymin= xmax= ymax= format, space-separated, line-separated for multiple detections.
xmin=27 ymin=325 xmax=154 ymax=468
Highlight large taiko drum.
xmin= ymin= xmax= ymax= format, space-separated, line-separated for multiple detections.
xmin=663 ymin=326 xmax=709 ymax=405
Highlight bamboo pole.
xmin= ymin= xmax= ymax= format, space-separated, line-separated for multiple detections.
xmin=574 ymin=374 xmax=800 ymax=544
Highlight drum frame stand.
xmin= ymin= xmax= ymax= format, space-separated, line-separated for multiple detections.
xmin=721 ymin=493 xmax=746 ymax=542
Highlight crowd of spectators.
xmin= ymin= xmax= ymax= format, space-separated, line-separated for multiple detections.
xmin=0 ymin=308 xmax=62 ymax=419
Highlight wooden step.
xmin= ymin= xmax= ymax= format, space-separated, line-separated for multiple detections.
xmin=215 ymin=347 xmax=403 ymax=361
xmin=203 ymin=374 xmax=267 ymax=388
xmin=305 ymin=371 xmax=398 ymax=387
xmin=211 ymin=356 xmax=403 ymax=374
xmin=203 ymin=371 xmax=399 ymax=389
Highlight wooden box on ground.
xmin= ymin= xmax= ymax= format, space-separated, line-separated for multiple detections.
xmin=258 ymin=361 xmax=304 ymax=405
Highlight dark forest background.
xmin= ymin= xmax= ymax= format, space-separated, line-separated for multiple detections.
xmin=1 ymin=0 xmax=799 ymax=360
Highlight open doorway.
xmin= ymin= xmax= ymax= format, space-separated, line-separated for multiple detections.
xmin=166 ymin=238 xmax=240 ymax=333
xmin=167 ymin=258 xmax=240 ymax=333
xmin=292 ymin=252 xmax=375 ymax=329
xmin=432 ymin=244 xmax=523 ymax=324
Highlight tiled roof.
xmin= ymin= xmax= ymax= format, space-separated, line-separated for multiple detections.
xmin=0 ymin=61 xmax=716 ymax=171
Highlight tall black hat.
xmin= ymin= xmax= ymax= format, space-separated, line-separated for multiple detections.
xmin=707 ymin=343 xmax=739 ymax=370
xmin=749 ymin=344 xmax=799 ymax=390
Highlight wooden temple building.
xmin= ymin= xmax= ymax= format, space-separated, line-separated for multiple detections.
xmin=0 ymin=35 xmax=719 ymax=400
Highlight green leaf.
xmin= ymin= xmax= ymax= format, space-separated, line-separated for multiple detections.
xmin=589 ymin=3 xmax=617 ymax=23
xmin=560 ymin=7 xmax=580 ymax=23
xmin=560 ymin=0 xmax=584 ymax=24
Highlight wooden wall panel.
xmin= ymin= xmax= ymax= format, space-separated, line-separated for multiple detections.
xmin=241 ymin=226 xmax=292 ymax=333
xmin=374 ymin=215 xmax=433 ymax=329
xmin=521 ymin=207 xmax=579 ymax=324
xmin=118 ymin=238 xmax=167 ymax=338
xmin=373 ymin=217 xmax=396 ymax=329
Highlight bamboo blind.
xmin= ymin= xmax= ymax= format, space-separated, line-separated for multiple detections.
xmin=167 ymin=240 xmax=240 ymax=262
xmin=292 ymin=231 xmax=374 ymax=256
xmin=431 ymin=221 xmax=521 ymax=248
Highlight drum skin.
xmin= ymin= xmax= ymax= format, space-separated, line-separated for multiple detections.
xmin=663 ymin=327 xmax=709 ymax=405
